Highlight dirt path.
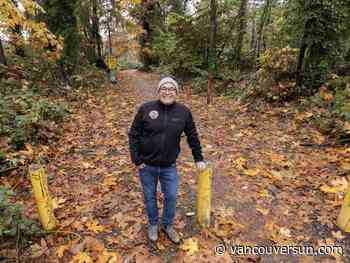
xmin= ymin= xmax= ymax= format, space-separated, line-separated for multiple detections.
xmin=34 ymin=70 xmax=349 ymax=262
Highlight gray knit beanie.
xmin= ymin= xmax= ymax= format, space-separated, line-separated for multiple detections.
xmin=157 ymin=77 xmax=179 ymax=93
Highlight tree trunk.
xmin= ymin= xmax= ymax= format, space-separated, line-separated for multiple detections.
xmin=207 ymin=0 xmax=217 ymax=105
xmin=233 ymin=0 xmax=248 ymax=65
xmin=0 ymin=39 xmax=7 ymax=65
xmin=296 ymin=39 xmax=307 ymax=88
xmin=139 ymin=0 xmax=155 ymax=70
xmin=208 ymin=0 xmax=217 ymax=72
xmin=256 ymin=0 xmax=271 ymax=59
xmin=250 ymin=4 xmax=257 ymax=58
xmin=92 ymin=0 xmax=102 ymax=58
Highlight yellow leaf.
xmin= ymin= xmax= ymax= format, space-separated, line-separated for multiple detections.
xmin=234 ymin=157 xmax=246 ymax=170
xmin=180 ymin=238 xmax=199 ymax=255
xmin=259 ymin=189 xmax=272 ymax=199
xmin=86 ymin=220 xmax=104 ymax=233
xmin=331 ymin=230 xmax=345 ymax=240
xmin=279 ymin=227 xmax=291 ymax=238
xmin=71 ymin=252 xmax=93 ymax=263
xmin=269 ymin=153 xmax=286 ymax=164
xmin=256 ymin=206 xmax=269 ymax=215
xmin=340 ymin=161 xmax=350 ymax=171
xmin=156 ymin=241 xmax=165 ymax=250
xmin=102 ymin=175 xmax=117 ymax=187
xmin=56 ymin=244 xmax=69 ymax=258
xmin=244 ymin=169 xmax=259 ymax=177
xmin=52 ymin=197 xmax=66 ymax=209
xmin=82 ymin=162 xmax=93 ymax=169
xmin=96 ymin=251 xmax=110 ymax=263
xmin=269 ymin=170 xmax=283 ymax=180
xmin=107 ymin=252 xmax=123 ymax=263
xmin=344 ymin=122 xmax=350 ymax=134
xmin=320 ymin=185 xmax=344 ymax=194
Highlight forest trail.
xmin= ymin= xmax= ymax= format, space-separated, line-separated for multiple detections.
xmin=27 ymin=70 xmax=349 ymax=262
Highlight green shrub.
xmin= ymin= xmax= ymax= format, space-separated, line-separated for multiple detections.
xmin=0 ymin=186 xmax=41 ymax=237
xmin=152 ymin=13 xmax=206 ymax=78
xmin=310 ymin=78 xmax=350 ymax=137
xmin=0 ymin=84 xmax=70 ymax=149
xmin=328 ymin=76 xmax=350 ymax=121
xmin=256 ymin=47 xmax=299 ymax=102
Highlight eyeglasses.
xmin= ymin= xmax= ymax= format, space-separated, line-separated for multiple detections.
xmin=159 ymin=87 xmax=177 ymax=93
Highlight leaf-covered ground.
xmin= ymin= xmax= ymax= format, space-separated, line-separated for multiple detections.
xmin=4 ymin=70 xmax=350 ymax=262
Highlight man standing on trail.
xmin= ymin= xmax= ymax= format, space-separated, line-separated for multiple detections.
xmin=128 ymin=76 xmax=206 ymax=243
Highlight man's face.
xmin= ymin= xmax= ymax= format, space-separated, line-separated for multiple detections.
xmin=158 ymin=84 xmax=177 ymax=105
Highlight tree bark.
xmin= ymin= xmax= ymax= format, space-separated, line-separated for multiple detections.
xmin=256 ymin=0 xmax=271 ymax=59
xmin=92 ymin=0 xmax=102 ymax=58
xmin=296 ymin=39 xmax=307 ymax=88
xmin=233 ymin=0 xmax=248 ymax=65
xmin=0 ymin=39 xmax=7 ymax=65
xmin=139 ymin=0 xmax=155 ymax=69
xmin=250 ymin=4 xmax=257 ymax=57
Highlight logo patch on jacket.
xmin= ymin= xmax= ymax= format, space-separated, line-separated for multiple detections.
xmin=149 ymin=110 xmax=159 ymax=119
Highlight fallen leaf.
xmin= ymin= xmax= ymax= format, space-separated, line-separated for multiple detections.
xmin=71 ymin=252 xmax=93 ymax=263
xmin=30 ymin=243 xmax=46 ymax=258
xmin=244 ymin=168 xmax=259 ymax=177
xmin=256 ymin=206 xmax=269 ymax=215
xmin=234 ymin=157 xmax=247 ymax=170
xmin=181 ymin=238 xmax=199 ymax=255
xmin=56 ymin=244 xmax=70 ymax=258
xmin=331 ymin=230 xmax=345 ymax=240
xmin=86 ymin=220 xmax=104 ymax=233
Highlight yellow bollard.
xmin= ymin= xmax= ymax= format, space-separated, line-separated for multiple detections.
xmin=337 ymin=182 xmax=350 ymax=232
xmin=196 ymin=165 xmax=213 ymax=228
xmin=29 ymin=164 xmax=57 ymax=231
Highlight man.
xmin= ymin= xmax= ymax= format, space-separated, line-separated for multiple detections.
xmin=128 ymin=76 xmax=206 ymax=244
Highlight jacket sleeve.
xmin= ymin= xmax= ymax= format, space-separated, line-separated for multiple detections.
xmin=128 ymin=105 xmax=144 ymax=166
xmin=184 ymin=110 xmax=204 ymax=162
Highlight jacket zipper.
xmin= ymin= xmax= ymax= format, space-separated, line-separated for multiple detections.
xmin=160 ymin=107 xmax=168 ymax=163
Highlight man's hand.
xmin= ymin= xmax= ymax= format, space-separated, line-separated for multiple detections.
xmin=137 ymin=163 xmax=146 ymax=170
xmin=196 ymin=161 xmax=207 ymax=171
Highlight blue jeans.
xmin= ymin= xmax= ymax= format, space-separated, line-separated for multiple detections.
xmin=139 ymin=163 xmax=178 ymax=226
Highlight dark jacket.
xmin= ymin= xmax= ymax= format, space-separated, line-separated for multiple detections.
xmin=128 ymin=100 xmax=204 ymax=167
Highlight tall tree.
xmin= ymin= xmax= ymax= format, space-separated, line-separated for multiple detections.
xmin=41 ymin=0 xmax=80 ymax=75
xmin=250 ymin=3 xmax=257 ymax=53
xmin=256 ymin=0 xmax=272 ymax=59
xmin=292 ymin=0 xmax=350 ymax=90
xmin=138 ymin=0 xmax=163 ymax=70
xmin=232 ymin=0 xmax=248 ymax=65
xmin=91 ymin=0 xmax=102 ymax=59
xmin=0 ymin=0 xmax=62 ymax=61
xmin=207 ymin=0 xmax=217 ymax=104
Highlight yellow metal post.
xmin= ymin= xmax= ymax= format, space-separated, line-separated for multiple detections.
xmin=337 ymin=182 xmax=350 ymax=232
xmin=196 ymin=165 xmax=213 ymax=228
xmin=29 ymin=164 xmax=57 ymax=230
